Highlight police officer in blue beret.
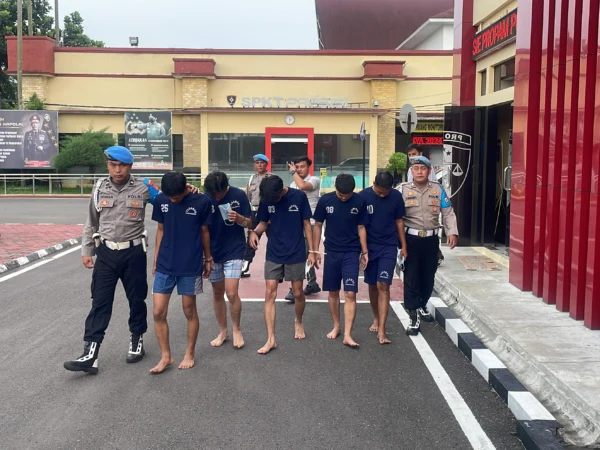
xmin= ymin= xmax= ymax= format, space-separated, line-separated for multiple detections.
xmin=64 ymin=146 xmax=197 ymax=374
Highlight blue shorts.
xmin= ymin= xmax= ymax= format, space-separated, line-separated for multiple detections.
xmin=153 ymin=271 xmax=203 ymax=296
xmin=364 ymin=246 xmax=396 ymax=286
xmin=322 ymin=250 xmax=360 ymax=293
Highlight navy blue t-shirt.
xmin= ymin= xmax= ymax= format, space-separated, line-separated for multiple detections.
xmin=313 ymin=192 xmax=368 ymax=252
xmin=359 ymin=187 xmax=406 ymax=249
xmin=257 ymin=188 xmax=312 ymax=264
xmin=208 ymin=186 xmax=252 ymax=264
xmin=152 ymin=193 xmax=212 ymax=276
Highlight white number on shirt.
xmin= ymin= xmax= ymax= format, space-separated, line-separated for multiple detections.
xmin=161 ymin=204 xmax=169 ymax=213
xmin=268 ymin=205 xmax=276 ymax=213
xmin=367 ymin=205 xmax=374 ymax=214
xmin=326 ymin=206 xmax=334 ymax=214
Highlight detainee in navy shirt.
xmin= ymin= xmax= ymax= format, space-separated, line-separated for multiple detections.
xmin=152 ymin=192 xmax=213 ymax=276
xmin=312 ymin=174 xmax=369 ymax=347
xmin=207 ymin=186 xmax=252 ymax=264
xmin=203 ymin=171 xmax=254 ymax=350
xmin=256 ymin=187 xmax=313 ymax=265
xmin=249 ymin=176 xmax=319 ymax=354
xmin=358 ymin=172 xmax=407 ymax=345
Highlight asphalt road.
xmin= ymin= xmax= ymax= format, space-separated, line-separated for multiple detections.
xmin=0 ymin=199 xmax=525 ymax=450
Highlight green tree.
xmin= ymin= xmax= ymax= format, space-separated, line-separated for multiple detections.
xmin=62 ymin=11 xmax=104 ymax=48
xmin=24 ymin=92 xmax=44 ymax=109
xmin=387 ymin=152 xmax=407 ymax=174
xmin=54 ymin=129 xmax=114 ymax=173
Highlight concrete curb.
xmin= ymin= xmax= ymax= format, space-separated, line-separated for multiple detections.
xmin=0 ymin=237 xmax=82 ymax=274
xmin=434 ymin=268 xmax=600 ymax=447
xmin=426 ymin=297 xmax=565 ymax=450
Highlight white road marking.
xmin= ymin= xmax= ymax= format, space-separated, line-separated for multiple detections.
xmin=390 ymin=302 xmax=496 ymax=450
xmin=0 ymin=245 xmax=82 ymax=283
xmin=235 ymin=298 xmax=371 ymax=303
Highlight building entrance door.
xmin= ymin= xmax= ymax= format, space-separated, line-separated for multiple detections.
xmin=265 ymin=127 xmax=314 ymax=184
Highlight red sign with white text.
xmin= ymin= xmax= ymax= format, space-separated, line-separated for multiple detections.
xmin=412 ymin=135 xmax=443 ymax=146
xmin=472 ymin=10 xmax=518 ymax=60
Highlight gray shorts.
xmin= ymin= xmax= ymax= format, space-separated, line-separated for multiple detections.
xmin=265 ymin=260 xmax=305 ymax=282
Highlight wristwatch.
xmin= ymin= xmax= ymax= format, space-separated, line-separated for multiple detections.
xmin=289 ymin=170 xmax=296 ymax=175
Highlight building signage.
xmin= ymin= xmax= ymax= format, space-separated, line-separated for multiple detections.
xmin=228 ymin=96 xmax=349 ymax=109
xmin=413 ymin=122 xmax=444 ymax=133
xmin=0 ymin=110 xmax=59 ymax=169
xmin=412 ymin=136 xmax=443 ymax=145
xmin=124 ymin=111 xmax=173 ymax=170
xmin=472 ymin=9 xmax=518 ymax=60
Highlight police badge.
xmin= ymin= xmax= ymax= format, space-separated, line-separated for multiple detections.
xmin=227 ymin=95 xmax=236 ymax=107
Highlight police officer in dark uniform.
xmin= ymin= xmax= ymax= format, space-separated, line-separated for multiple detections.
xmin=23 ymin=114 xmax=52 ymax=162
xmin=399 ymin=156 xmax=458 ymax=336
xmin=64 ymin=146 xmax=161 ymax=374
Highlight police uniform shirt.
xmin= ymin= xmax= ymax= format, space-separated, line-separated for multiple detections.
xmin=246 ymin=172 xmax=271 ymax=208
xmin=256 ymin=188 xmax=312 ymax=264
xmin=82 ymin=176 xmax=160 ymax=257
xmin=313 ymin=192 xmax=368 ymax=252
xmin=151 ymin=193 xmax=212 ymax=276
xmin=358 ymin=187 xmax=406 ymax=249
xmin=208 ymin=187 xmax=252 ymax=264
xmin=398 ymin=181 xmax=458 ymax=236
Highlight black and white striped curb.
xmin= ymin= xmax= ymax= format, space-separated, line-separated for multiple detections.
xmin=426 ymin=297 xmax=565 ymax=450
xmin=0 ymin=237 xmax=82 ymax=274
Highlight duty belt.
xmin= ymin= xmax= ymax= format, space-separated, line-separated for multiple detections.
xmin=101 ymin=237 xmax=144 ymax=251
xmin=405 ymin=227 xmax=437 ymax=238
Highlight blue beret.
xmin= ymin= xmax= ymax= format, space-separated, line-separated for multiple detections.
xmin=105 ymin=146 xmax=134 ymax=164
xmin=409 ymin=155 xmax=431 ymax=168
xmin=253 ymin=154 xmax=269 ymax=163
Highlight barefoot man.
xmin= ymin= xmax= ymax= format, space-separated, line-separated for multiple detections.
xmin=203 ymin=171 xmax=252 ymax=349
xmin=249 ymin=175 xmax=318 ymax=354
xmin=312 ymin=174 xmax=369 ymax=347
xmin=359 ymin=171 xmax=408 ymax=344
xmin=150 ymin=171 xmax=213 ymax=373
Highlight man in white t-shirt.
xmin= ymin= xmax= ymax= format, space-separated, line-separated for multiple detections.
xmin=286 ymin=155 xmax=321 ymax=301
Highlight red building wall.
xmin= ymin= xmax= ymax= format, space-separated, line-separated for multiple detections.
xmin=455 ymin=0 xmax=600 ymax=329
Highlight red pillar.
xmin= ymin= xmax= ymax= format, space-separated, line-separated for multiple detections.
xmin=571 ymin=0 xmax=599 ymax=320
xmin=509 ymin=0 xmax=545 ymax=291
xmin=452 ymin=0 xmax=476 ymax=107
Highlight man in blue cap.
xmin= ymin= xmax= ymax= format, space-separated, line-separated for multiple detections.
xmin=241 ymin=153 xmax=272 ymax=277
xmin=398 ymin=156 xmax=458 ymax=336
xmin=64 ymin=145 xmax=197 ymax=374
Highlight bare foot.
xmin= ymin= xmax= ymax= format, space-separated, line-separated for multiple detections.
xmin=378 ymin=334 xmax=391 ymax=345
xmin=369 ymin=321 xmax=379 ymax=333
xmin=210 ymin=331 xmax=229 ymax=347
xmin=257 ymin=341 xmax=277 ymax=354
xmin=178 ymin=355 xmax=195 ymax=370
xmin=149 ymin=356 xmax=174 ymax=374
xmin=327 ymin=327 xmax=340 ymax=339
xmin=343 ymin=336 xmax=360 ymax=348
xmin=295 ymin=321 xmax=306 ymax=340
xmin=232 ymin=329 xmax=245 ymax=349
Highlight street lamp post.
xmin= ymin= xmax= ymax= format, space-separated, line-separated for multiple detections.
xmin=55 ymin=0 xmax=60 ymax=46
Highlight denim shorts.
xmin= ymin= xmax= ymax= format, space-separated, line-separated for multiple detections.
xmin=153 ymin=271 xmax=203 ymax=296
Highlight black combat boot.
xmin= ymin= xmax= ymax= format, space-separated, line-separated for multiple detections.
xmin=64 ymin=341 xmax=100 ymax=374
xmin=126 ymin=333 xmax=145 ymax=363
xmin=406 ymin=310 xmax=421 ymax=336
xmin=418 ymin=305 xmax=435 ymax=322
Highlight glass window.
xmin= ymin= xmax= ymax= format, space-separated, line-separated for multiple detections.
xmin=480 ymin=69 xmax=487 ymax=96
xmin=173 ymin=134 xmax=183 ymax=169
xmin=208 ymin=134 xmax=265 ymax=187
xmin=313 ymin=134 xmax=369 ymax=190
xmin=494 ymin=58 xmax=515 ymax=92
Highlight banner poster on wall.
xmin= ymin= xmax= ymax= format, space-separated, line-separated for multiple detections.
xmin=0 ymin=110 xmax=59 ymax=169
xmin=124 ymin=111 xmax=173 ymax=170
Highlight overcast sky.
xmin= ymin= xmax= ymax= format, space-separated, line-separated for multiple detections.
xmin=56 ymin=0 xmax=319 ymax=49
